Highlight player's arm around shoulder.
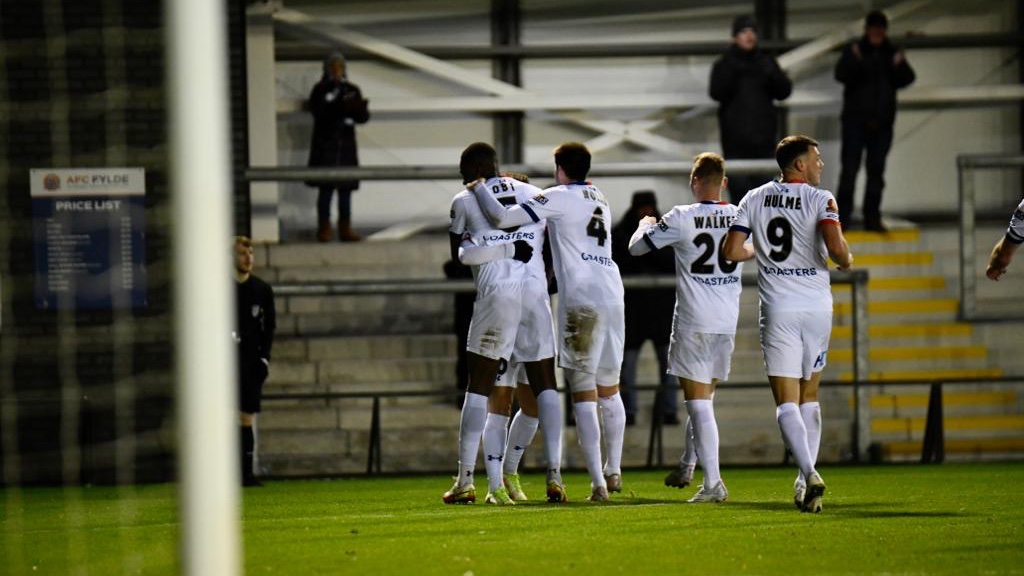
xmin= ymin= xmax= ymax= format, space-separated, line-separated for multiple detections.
xmin=467 ymin=178 xmax=534 ymax=229
xmin=723 ymin=200 xmax=755 ymax=262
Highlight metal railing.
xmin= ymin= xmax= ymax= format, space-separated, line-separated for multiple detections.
xmin=957 ymin=153 xmax=1024 ymax=320
xmin=268 ymin=270 xmax=873 ymax=469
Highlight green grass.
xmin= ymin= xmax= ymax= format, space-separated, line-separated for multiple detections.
xmin=3 ymin=463 xmax=1024 ymax=575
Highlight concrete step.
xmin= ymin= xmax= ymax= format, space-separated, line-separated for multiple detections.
xmin=871 ymin=414 xmax=1024 ymax=440
xmin=836 ymin=368 xmax=1004 ymax=382
xmin=256 ymin=237 xmax=450 ymax=269
xmin=273 ymin=334 xmax=456 ymax=362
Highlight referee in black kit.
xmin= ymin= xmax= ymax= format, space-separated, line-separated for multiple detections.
xmin=233 ymin=235 xmax=276 ymax=486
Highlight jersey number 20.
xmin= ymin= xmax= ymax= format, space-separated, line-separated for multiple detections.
xmin=691 ymin=233 xmax=738 ymax=275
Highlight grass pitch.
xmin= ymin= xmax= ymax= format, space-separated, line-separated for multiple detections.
xmin=2 ymin=463 xmax=1023 ymax=575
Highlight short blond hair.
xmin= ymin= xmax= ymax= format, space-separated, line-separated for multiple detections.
xmin=691 ymin=152 xmax=725 ymax=187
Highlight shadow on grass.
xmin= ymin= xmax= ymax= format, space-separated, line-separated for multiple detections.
xmin=724 ymin=499 xmax=970 ymax=518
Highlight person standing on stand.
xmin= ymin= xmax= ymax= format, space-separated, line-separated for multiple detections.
xmin=710 ymin=15 xmax=792 ymax=204
xmin=611 ymin=190 xmax=679 ymax=426
xmin=234 ymin=236 xmax=276 ymax=487
xmin=307 ymin=52 xmax=370 ymax=242
xmin=835 ymin=10 xmax=915 ymax=232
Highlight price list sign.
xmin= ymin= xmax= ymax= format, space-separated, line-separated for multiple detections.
xmin=31 ymin=168 xmax=147 ymax=309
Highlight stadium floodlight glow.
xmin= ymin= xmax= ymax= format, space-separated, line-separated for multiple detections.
xmin=165 ymin=0 xmax=240 ymax=575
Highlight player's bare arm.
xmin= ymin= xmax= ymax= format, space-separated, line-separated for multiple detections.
xmin=820 ymin=221 xmax=853 ymax=270
xmin=986 ymin=236 xmax=1018 ymax=281
xmin=469 ymin=179 xmax=535 ymax=229
xmin=723 ymin=229 xmax=755 ymax=262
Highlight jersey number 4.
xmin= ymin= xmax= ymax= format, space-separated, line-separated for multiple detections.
xmin=691 ymin=233 xmax=738 ymax=275
xmin=586 ymin=207 xmax=608 ymax=246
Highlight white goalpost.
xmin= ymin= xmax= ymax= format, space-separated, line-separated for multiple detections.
xmin=165 ymin=0 xmax=240 ymax=574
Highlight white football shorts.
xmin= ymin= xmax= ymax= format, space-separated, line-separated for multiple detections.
xmin=668 ymin=327 xmax=736 ymax=384
xmin=758 ymin=310 xmax=832 ymax=379
xmin=557 ymin=302 xmax=624 ymax=387
xmin=467 ymin=283 xmax=555 ymax=363
xmin=494 ymin=358 xmax=523 ymax=389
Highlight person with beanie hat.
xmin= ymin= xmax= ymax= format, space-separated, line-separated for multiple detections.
xmin=710 ymin=15 xmax=792 ymax=205
xmin=611 ymin=190 xmax=679 ymax=426
xmin=306 ymin=52 xmax=370 ymax=242
xmin=834 ymin=10 xmax=915 ymax=231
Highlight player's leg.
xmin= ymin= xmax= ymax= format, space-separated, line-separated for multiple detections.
xmin=444 ymin=290 xmax=516 ymax=503
xmin=483 ymin=383 xmax=516 ymax=505
xmin=513 ymin=287 xmax=565 ymax=501
xmin=522 ymin=358 xmax=567 ymax=502
xmin=619 ymin=347 xmax=640 ymax=426
xmin=595 ymin=305 xmax=627 ymax=493
xmin=566 ymin=371 xmax=608 ymax=501
xmin=762 ymin=312 xmax=818 ymax=503
xmin=681 ymin=379 xmax=726 ymax=502
xmin=239 ymin=411 xmax=260 ymax=487
xmin=501 ymin=362 xmax=537 ymax=501
xmin=795 ymin=311 xmax=831 ymax=512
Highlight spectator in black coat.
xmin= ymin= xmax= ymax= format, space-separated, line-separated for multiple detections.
xmin=835 ymin=10 xmax=915 ymax=232
xmin=234 ymin=236 xmax=276 ymax=486
xmin=307 ymin=52 xmax=370 ymax=242
xmin=611 ymin=191 xmax=679 ymax=426
xmin=710 ymin=15 xmax=792 ymax=204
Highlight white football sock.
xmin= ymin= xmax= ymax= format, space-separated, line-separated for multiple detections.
xmin=776 ymin=402 xmax=814 ymax=479
xmin=686 ymin=399 xmax=720 ymax=487
xmin=457 ymin=392 xmax=488 ymax=485
xmin=482 ymin=413 xmax=510 ymax=492
xmin=681 ymin=416 xmax=697 ymax=468
xmin=503 ymin=410 xmax=538 ymax=475
xmin=797 ymin=401 xmax=822 ymax=485
xmin=598 ymin=392 xmax=626 ymax=476
xmin=573 ymin=401 xmax=606 ymax=488
xmin=536 ymin=389 xmax=563 ymax=481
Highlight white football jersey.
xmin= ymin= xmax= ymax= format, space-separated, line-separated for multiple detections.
xmin=731 ymin=180 xmax=840 ymax=313
xmin=450 ymin=176 xmax=546 ymax=288
xmin=519 ymin=183 xmax=624 ymax=305
xmin=639 ymin=201 xmax=743 ymax=334
xmin=1007 ymin=197 xmax=1024 ymax=245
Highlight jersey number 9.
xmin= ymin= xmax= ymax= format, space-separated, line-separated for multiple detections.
xmin=767 ymin=217 xmax=793 ymax=262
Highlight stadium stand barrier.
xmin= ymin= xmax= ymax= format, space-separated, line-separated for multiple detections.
xmin=957 ymin=153 xmax=1024 ymax=321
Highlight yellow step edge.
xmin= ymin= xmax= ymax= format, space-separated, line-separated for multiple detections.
xmin=832 ymin=323 xmax=973 ymax=339
xmin=880 ymin=438 xmax=1024 ymax=455
xmin=830 ymin=346 xmax=988 ymax=363
xmin=865 ymin=276 xmax=946 ymax=291
xmin=834 ymin=299 xmax=959 ymax=315
xmin=830 ymin=252 xmax=933 ymax=267
xmin=837 ymin=368 xmax=1005 ymax=382
xmin=870 ymin=391 xmax=1018 ymax=409
xmin=872 ymin=414 xmax=1024 ymax=433
xmin=843 ymin=229 xmax=920 ymax=243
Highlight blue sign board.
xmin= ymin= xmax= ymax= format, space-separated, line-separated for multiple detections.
xmin=31 ymin=168 xmax=147 ymax=309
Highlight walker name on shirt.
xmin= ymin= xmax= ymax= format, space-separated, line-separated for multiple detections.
xmin=763 ymin=195 xmax=803 ymax=210
xmin=762 ymin=266 xmax=818 ymax=277
xmin=693 ymin=276 xmax=739 ymax=286
xmin=482 ymin=231 xmax=536 ymax=242
xmin=581 ymin=252 xmax=615 ymax=267
xmin=694 ymin=215 xmax=733 ymax=229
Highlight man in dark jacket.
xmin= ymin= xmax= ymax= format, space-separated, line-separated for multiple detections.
xmin=611 ymin=191 xmax=679 ymax=426
xmin=835 ymin=10 xmax=915 ymax=231
xmin=234 ymin=236 xmax=276 ymax=486
xmin=308 ymin=52 xmax=370 ymax=242
xmin=710 ymin=15 xmax=792 ymax=204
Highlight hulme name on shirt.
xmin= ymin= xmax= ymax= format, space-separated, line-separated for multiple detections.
xmin=482 ymin=231 xmax=536 ymax=242
xmin=693 ymin=215 xmax=733 ymax=229
xmin=763 ymin=195 xmax=803 ymax=210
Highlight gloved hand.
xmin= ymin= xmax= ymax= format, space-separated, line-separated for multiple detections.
xmin=512 ymin=240 xmax=533 ymax=263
